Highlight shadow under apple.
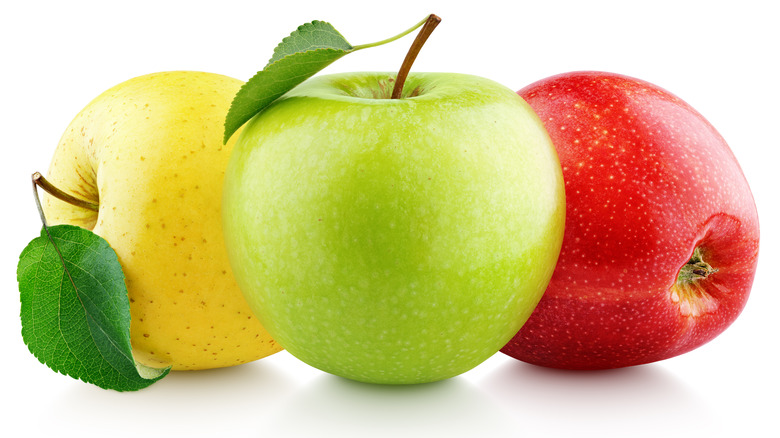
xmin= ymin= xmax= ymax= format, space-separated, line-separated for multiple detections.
xmin=262 ymin=373 xmax=516 ymax=437
xmin=46 ymin=360 xmax=298 ymax=436
xmin=479 ymin=359 xmax=721 ymax=437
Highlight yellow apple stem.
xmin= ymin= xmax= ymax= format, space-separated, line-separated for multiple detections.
xmin=391 ymin=14 xmax=441 ymax=99
xmin=32 ymin=172 xmax=99 ymax=213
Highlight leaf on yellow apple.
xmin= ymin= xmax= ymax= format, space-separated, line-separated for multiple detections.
xmin=17 ymin=224 xmax=170 ymax=391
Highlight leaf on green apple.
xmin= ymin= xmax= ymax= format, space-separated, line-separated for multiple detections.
xmin=266 ymin=20 xmax=353 ymax=66
xmin=17 ymin=224 xmax=170 ymax=391
xmin=223 ymin=21 xmax=354 ymax=144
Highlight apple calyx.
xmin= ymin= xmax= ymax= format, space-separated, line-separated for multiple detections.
xmin=678 ymin=247 xmax=718 ymax=283
xmin=671 ymin=247 xmax=719 ymax=317
xmin=391 ymin=14 xmax=440 ymax=99
xmin=32 ymin=172 xmax=99 ymax=213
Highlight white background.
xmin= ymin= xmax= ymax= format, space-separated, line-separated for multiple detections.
xmin=2 ymin=1 xmax=778 ymax=436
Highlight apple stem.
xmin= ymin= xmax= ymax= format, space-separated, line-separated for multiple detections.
xmin=32 ymin=172 xmax=99 ymax=213
xmin=391 ymin=14 xmax=441 ymax=99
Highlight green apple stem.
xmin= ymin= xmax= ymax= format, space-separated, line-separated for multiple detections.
xmin=391 ymin=14 xmax=441 ymax=99
xmin=32 ymin=172 xmax=99 ymax=213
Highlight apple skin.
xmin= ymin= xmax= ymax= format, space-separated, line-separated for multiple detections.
xmin=42 ymin=71 xmax=282 ymax=370
xmin=222 ymin=72 xmax=566 ymax=384
xmin=500 ymin=71 xmax=759 ymax=370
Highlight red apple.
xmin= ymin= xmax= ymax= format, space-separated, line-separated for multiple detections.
xmin=501 ymin=71 xmax=759 ymax=369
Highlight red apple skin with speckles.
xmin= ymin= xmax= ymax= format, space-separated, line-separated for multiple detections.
xmin=501 ymin=71 xmax=760 ymax=370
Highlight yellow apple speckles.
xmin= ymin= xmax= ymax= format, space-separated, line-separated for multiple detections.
xmin=42 ymin=71 xmax=281 ymax=370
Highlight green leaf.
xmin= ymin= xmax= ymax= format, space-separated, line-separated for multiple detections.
xmin=266 ymin=20 xmax=353 ymax=66
xmin=17 ymin=225 xmax=170 ymax=391
xmin=223 ymin=21 xmax=354 ymax=144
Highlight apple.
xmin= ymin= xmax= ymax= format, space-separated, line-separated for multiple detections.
xmin=222 ymin=72 xmax=566 ymax=384
xmin=501 ymin=71 xmax=760 ymax=369
xmin=41 ymin=71 xmax=282 ymax=370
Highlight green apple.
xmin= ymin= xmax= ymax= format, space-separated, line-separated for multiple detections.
xmin=42 ymin=71 xmax=282 ymax=370
xmin=222 ymin=72 xmax=565 ymax=384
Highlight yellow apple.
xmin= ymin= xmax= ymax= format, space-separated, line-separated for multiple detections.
xmin=41 ymin=71 xmax=281 ymax=370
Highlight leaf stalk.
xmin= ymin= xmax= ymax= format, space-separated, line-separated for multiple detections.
xmin=352 ymin=15 xmax=432 ymax=51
